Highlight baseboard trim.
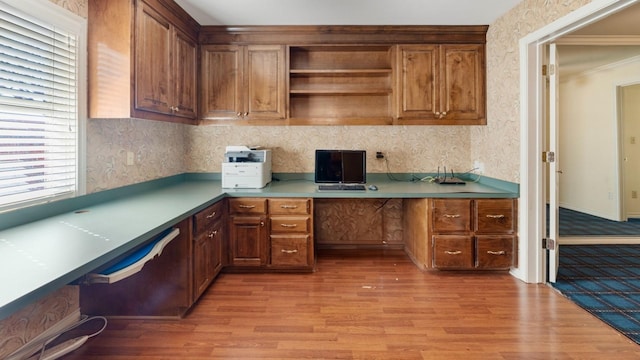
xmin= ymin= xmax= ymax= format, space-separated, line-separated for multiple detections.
xmin=6 ymin=309 xmax=82 ymax=360
xmin=559 ymin=237 xmax=640 ymax=245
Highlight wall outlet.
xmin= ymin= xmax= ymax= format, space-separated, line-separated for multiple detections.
xmin=376 ymin=151 xmax=384 ymax=159
xmin=473 ymin=160 xmax=484 ymax=174
xmin=126 ymin=151 xmax=134 ymax=166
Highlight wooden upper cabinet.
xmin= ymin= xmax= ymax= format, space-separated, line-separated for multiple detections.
xmin=88 ymin=0 xmax=199 ymax=124
xmin=200 ymin=45 xmax=286 ymax=123
xmin=135 ymin=3 xmax=172 ymax=115
xmin=397 ymin=44 xmax=486 ymax=125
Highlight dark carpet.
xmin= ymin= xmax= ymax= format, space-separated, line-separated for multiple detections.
xmin=552 ymin=244 xmax=640 ymax=345
xmin=558 ymin=207 xmax=640 ymax=236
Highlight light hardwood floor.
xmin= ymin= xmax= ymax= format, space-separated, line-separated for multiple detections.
xmin=66 ymin=250 xmax=640 ymax=359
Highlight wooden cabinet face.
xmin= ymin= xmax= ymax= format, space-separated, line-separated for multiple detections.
xmin=475 ymin=199 xmax=516 ymax=234
xmin=397 ymin=44 xmax=486 ymax=125
xmin=200 ymin=45 xmax=243 ymax=119
xmin=432 ymin=235 xmax=474 ymax=269
xmin=173 ymin=29 xmax=198 ymax=118
xmin=432 ymin=199 xmax=472 ymax=233
xmin=200 ymin=45 xmax=285 ymax=121
xmin=441 ymin=45 xmax=485 ymax=122
xmin=229 ymin=215 xmax=268 ymax=266
xmin=397 ymin=45 xmax=438 ymax=119
xmin=476 ymin=236 xmax=514 ymax=269
xmin=135 ymin=3 xmax=172 ymax=115
xmin=246 ymin=45 xmax=286 ymax=120
xmin=271 ymin=235 xmax=310 ymax=266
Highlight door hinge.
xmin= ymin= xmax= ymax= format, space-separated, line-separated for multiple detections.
xmin=542 ymin=151 xmax=555 ymax=163
xmin=543 ymin=238 xmax=556 ymax=250
xmin=542 ymin=65 xmax=547 ymax=76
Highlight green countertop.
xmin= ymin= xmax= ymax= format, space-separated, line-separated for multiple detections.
xmin=0 ymin=173 xmax=518 ymax=320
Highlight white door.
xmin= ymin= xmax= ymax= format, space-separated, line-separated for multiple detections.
xmin=548 ymin=43 xmax=560 ymax=283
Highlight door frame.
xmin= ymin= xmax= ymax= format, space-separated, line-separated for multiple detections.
xmin=517 ymin=0 xmax=639 ymax=284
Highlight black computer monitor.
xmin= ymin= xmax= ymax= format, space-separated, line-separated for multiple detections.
xmin=314 ymin=150 xmax=366 ymax=184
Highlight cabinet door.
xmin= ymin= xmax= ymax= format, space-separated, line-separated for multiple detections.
xmin=200 ymin=45 xmax=244 ymax=120
xmin=440 ymin=45 xmax=486 ymax=123
xmin=193 ymin=233 xmax=212 ymax=298
xmin=229 ymin=215 xmax=268 ymax=266
xmin=245 ymin=45 xmax=286 ymax=120
xmin=135 ymin=2 xmax=172 ymax=115
xmin=397 ymin=45 xmax=439 ymax=120
xmin=173 ymin=28 xmax=197 ymax=119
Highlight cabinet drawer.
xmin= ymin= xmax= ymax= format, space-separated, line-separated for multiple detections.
xmin=193 ymin=201 xmax=224 ymax=235
xmin=270 ymin=235 xmax=310 ymax=266
xmin=270 ymin=216 xmax=311 ymax=233
xmin=475 ymin=199 xmax=515 ymax=234
xmin=475 ymin=236 xmax=514 ymax=269
xmin=432 ymin=199 xmax=472 ymax=233
xmin=432 ymin=236 xmax=474 ymax=269
xmin=229 ymin=198 xmax=267 ymax=214
xmin=269 ymin=198 xmax=311 ymax=215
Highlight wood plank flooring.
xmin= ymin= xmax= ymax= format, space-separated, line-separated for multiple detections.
xmin=66 ymin=250 xmax=640 ymax=359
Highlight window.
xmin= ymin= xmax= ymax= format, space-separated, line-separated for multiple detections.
xmin=0 ymin=0 xmax=86 ymax=212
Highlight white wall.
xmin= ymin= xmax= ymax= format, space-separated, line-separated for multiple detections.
xmin=559 ymin=55 xmax=640 ymax=220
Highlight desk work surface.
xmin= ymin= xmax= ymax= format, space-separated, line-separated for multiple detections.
xmin=0 ymin=173 xmax=517 ymax=320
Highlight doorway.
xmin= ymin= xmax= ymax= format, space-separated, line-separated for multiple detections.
xmin=519 ymin=0 xmax=640 ymax=284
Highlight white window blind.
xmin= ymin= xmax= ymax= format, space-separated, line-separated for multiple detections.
xmin=0 ymin=1 xmax=82 ymax=211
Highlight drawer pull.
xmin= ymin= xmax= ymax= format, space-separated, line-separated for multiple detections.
xmin=206 ymin=211 xmax=217 ymax=219
xmin=281 ymin=249 xmax=298 ymax=254
xmin=208 ymin=230 xmax=218 ymax=238
xmin=443 ymin=214 xmax=461 ymax=218
xmin=487 ymin=250 xmax=506 ymax=255
xmin=444 ymin=250 xmax=462 ymax=255
xmin=486 ymin=214 xmax=505 ymax=219
xmin=280 ymin=224 xmax=298 ymax=228
xmin=239 ymin=205 xmax=256 ymax=209
xmin=280 ymin=205 xmax=298 ymax=209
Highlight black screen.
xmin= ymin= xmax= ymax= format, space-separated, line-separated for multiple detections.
xmin=314 ymin=150 xmax=366 ymax=184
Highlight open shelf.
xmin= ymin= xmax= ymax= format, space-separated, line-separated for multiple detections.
xmin=289 ymin=45 xmax=394 ymax=122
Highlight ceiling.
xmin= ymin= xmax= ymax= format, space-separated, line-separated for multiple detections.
xmin=174 ymin=0 xmax=640 ymax=77
xmin=173 ymin=0 xmax=522 ymax=26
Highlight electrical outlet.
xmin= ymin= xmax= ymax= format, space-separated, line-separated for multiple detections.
xmin=126 ymin=151 xmax=134 ymax=166
xmin=473 ymin=160 xmax=484 ymax=174
xmin=376 ymin=152 xmax=384 ymax=159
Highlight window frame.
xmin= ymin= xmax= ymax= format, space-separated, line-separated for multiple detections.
xmin=0 ymin=0 xmax=87 ymax=212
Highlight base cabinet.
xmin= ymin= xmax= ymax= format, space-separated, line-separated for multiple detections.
xmin=430 ymin=198 xmax=517 ymax=270
xmin=227 ymin=197 xmax=314 ymax=271
xmin=192 ymin=201 xmax=225 ymax=300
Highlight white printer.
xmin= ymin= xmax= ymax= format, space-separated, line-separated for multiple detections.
xmin=222 ymin=146 xmax=272 ymax=188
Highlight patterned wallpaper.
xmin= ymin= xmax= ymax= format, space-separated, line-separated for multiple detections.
xmin=187 ymin=125 xmax=471 ymax=174
xmin=475 ymin=0 xmax=593 ymax=183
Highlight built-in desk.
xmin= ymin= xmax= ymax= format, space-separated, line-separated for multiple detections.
xmin=0 ymin=173 xmax=518 ymax=320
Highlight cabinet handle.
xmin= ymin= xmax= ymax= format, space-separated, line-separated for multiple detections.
xmin=206 ymin=211 xmax=217 ymax=219
xmin=486 ymin=214 xmax=505 ymax=219
xmin=280 ymin=205 xmax=298 ymax=209
xmin=444 ymin=250 xmax=462 ymax=255
xmin=243 ymin=112 xmax=249 ymax=117
xmin=280 ymin=223 xmax=298 ymax=228
xmin=208 ymin=230 xmax=218 ymax=238
xmin=236 ymin=112 xmax=242 ymax=117
xmin=260 ymin=221 xmax=265 ymax=227
xmin=281 ymin=249 xmax=298 ymax=254
xmin=443 ymin=214 xmax=461 ymax=218
xmin=487 ymin=250 xmax=506 ymax=255
xmin=239 ymin=205 xmax=256 ymax=209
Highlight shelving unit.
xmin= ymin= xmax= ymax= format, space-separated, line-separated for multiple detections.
xmin=289 ymin=45 xmax=395 ymax=125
